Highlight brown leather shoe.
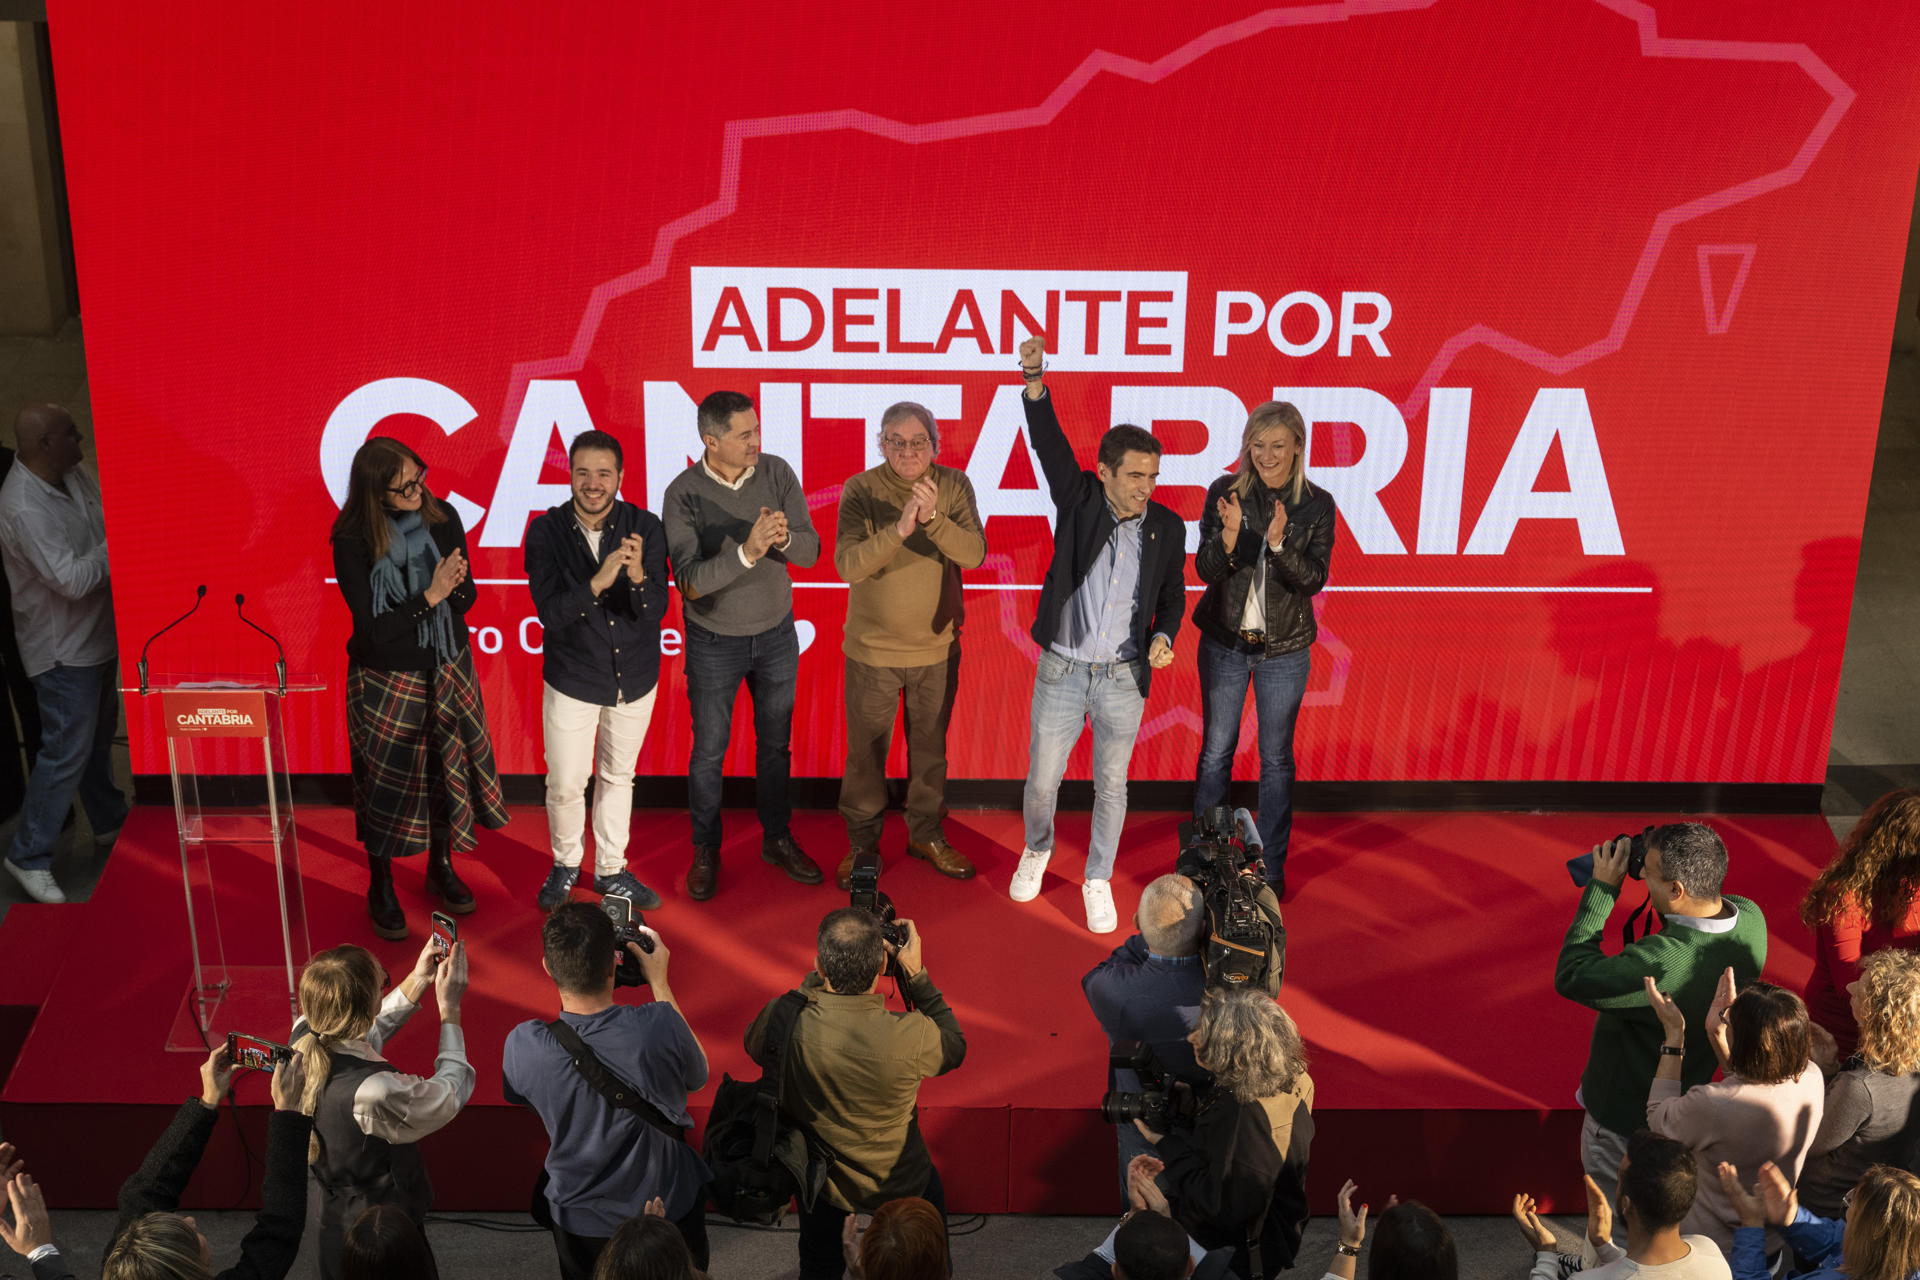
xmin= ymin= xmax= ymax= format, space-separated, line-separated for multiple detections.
xmin=762 ymin=834 xmax=824 ymax=885
xmin=686 ymin=845 xmax=720 ymax=901
xmin=835 ymin=849 xmax=867 ymax=892
xmin=907 ymin=837 xmax=976 ymax=880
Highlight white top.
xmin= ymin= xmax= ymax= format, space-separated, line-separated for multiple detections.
xmin=294 ymin=986 xmax=474 ymax=1145
xmin=1532 ymin=1237 xmax=1731 ymax=1280
xmin=1239 ymin=548 xmax=1267 ymax=632
xmin=0 ymin=462 xmax=114 ymax=677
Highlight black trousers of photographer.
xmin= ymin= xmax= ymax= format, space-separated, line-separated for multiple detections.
xmin=799 ymin=1164 xmax=949 ymax=1280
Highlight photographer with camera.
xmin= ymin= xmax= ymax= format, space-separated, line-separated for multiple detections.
xmin=504 ymin=902 xmax=711 ymax=1279
xmin=1085 ymin=874 xmax=1211 ymax=1186
xmin=1555 ymin=823 xmax=1766 ymax=1214
xmin=0 ymin=1047 xmax=310 ymax=1280
xmin=1133 ymin=987 xmax=1314 ymax=1280
xmin=745 ymin=907 xmax=965 ymax=1280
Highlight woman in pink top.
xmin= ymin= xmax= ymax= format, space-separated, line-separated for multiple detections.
xmin=1801 ymin=790 xmax=1920 ymax=1058
xmin=1646 ymin=971 xmax=1826 ymax=1256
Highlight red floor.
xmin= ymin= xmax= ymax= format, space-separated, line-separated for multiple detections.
xmin=0 ymin=804 xmax=1834 ymax=1215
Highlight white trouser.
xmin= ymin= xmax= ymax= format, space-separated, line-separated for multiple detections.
xmin=542 ymin=682 xmax=657 ymax=874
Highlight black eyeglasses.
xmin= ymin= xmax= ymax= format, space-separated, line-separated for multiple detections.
xmin=386 ymin=466 xmax=428 ymax=498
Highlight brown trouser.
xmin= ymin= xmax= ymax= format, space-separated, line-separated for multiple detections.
xmin=839 ymin=650 xmax=961 ymax=847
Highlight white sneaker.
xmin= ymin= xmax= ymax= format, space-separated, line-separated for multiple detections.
xmin=1083 ymin=878 xmax=1118 ymax=933
xmin=1009 ymin=847 xmax=1051 ymax=902
xmin=5 ymin=860 xmax=65 ymax=904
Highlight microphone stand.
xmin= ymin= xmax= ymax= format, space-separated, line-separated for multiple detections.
xmin=234 ymin=593 xmax=287 ymax=697
xmin=138 ymin=584 xmax=206 ymax=694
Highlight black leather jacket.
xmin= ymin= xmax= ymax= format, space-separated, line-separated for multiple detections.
xmin=1192 ymin=475 xmax=1335 ymax=658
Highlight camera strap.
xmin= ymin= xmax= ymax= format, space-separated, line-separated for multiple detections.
xmin=546 ymin=1018 xmax=686 ymax=1144
xmin=1619 ymin=888 xmax=1659 ymax=948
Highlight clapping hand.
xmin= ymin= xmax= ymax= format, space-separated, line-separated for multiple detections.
xmin=745 ymin=507 xmax=783 ymax=559
xmin=1704 ymin=966 xmax=1738 ymax=1066
xmin=842 ymin=1212 xmax=870 ymax=1280
xmin=1127 ymin=1155 xmax=1169 ymax=1215
xmin=427 ymin=549 xmax=468 ymax=605
xmin=1643 ymin=976 xmax=1687 ymax=1047
xmin=1265 ymin=501 xmax=1288 ymax=550
xmin=622 ymin=533 xmax=647 ymax=583
xmin=0 ymin=1165 xmax=51 ymax=1256
xmin=1717 ymin=1161 xmax=1795 ymax=1228
xmin=1511 ymin=1193 xmax=1558 ymax=1251
xmin=1584 ymin=1174 xmax=1614 ymax=1246
xmin=1336 ymin=1179 xmax=1370 ymax=1251
xmin=894 ymin=492 xmax=923 ymax=538
xmin=1216 ymin=490 xmax=1244 ymax=542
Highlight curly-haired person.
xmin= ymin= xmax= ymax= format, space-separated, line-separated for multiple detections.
xmin=1802 ymin=791 xmax=1920 ymax=1058
xmin=1799 ymin=949 xmax=1920 ymax=1216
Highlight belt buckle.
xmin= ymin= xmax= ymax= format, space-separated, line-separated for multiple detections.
xmin=1239 ymin=629 xmax=1265 ymax=647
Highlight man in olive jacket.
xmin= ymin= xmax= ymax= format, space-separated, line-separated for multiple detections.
xmin=745 ymin=908 xmax=966 ymax=1280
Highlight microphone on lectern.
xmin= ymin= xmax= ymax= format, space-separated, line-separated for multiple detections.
xmin=137 ymin=584 xmax=206 ymax=694
xmin=235 ymin=593 xmax=288 ymax=697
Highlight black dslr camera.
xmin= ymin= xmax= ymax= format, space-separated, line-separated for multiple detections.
xmin=601 ymin=894 xmax=655 ymax=988
xmin=848 ymin=851 xmax=915 ymax=1010
xmin=1176 ymin=804 xmax=1284 ymax=991
xmin=1567 ymin=825 xmax=1654 ymax=887
xmin=1099 ymin=1041 xmax=1199 ymax=1132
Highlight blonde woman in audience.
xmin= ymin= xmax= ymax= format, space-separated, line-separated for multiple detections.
xmin=1720 ymin=1160 xmax=1920 ymax=1280
xmin=293 ymin=940 xmax=474 ymax=1280
xmin=1800 ymin=949 xmax=1920 ymax=1216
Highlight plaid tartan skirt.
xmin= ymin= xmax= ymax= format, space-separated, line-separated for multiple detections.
xmin=345 ymin=648 xmax=509 ymax=860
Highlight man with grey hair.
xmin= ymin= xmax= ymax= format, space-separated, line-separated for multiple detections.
xmin=831 ymin=401 xmax=986 ymax=889
xmin=0 ymin=404 xmax=128 ymax=903
xmin=1083 ymin=873 xmax=1212 ymax=1197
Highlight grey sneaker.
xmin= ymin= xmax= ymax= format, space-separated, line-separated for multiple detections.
xmin=5 ymin=859 xmax=65 ymax=904
xmin=593 ymin=869 xmax=662 ymax=911
xmin=536 ymin=864 xmax=580 ymax=912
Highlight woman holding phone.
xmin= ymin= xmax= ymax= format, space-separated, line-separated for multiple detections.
xmin=330 ymin=437 xmax=508 ymax=939
xmin=293 ymin=940 xmax=474 ymax=1280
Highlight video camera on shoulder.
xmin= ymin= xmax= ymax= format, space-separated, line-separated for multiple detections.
xmin=226 ymin=1031 xmax=293 ymax=1072
xmin=1099 ymin=1040 xmax=1200 ymax=1133
xmin=1567 ymin=825 xmax=1654 ymax=887
xmin=601 ymin=894 xmax=655 ymax=988
xmin=1176 ymin=805 xmax=1285 ymax=993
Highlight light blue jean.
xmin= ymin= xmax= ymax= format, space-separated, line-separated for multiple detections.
xmin=8 ymin=657 xmax=128 ymax=870
xmin=1193 ymin=636 xmax=1311 ymax=881
xmin=1022 ymin=651 xmax=1148 ymax=882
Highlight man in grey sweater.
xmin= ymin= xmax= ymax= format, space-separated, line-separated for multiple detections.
xmin=663 ymin=390 xmax=824 ymax=900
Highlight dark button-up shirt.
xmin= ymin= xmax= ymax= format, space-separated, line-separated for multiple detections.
xmin=525 ymin=500 xmax=669 ymax=705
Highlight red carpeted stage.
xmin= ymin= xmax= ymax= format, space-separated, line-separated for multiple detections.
xmin=0 ymin=804 xmax=1834 ymax=1216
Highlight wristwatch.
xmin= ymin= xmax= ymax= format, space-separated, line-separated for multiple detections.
xmin=1659 ymin=1044 xmax=1684 ymax=1056
xmin=1337 ymin=1243 xmax=1361 ymax=1256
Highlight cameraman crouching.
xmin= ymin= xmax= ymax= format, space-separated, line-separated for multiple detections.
xmin=1133 ymin=988 xmax=1313 ymax=1280
xmin=748 ymin=908 xmax=966 ymax=1280
xmin=504 ymin=903 xmax=711 ymax=1279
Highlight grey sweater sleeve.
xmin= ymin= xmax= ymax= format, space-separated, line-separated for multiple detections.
xmin=767 ymin=456 xmax=820 ymax=569
xmin=664 ymin=473 xmax=751 ymax=602
xmin=1809 ymin=1070 xmax=1874 ymax=1158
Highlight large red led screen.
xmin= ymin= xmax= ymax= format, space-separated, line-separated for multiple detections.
xmin=52 ymin=2 xmax=1920 ymax=782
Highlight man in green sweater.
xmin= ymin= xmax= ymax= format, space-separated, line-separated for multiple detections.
xmin=832 ymin=401 xmax=987 ymax=890
xmin=1554 ymin=822 xmax=1766 ymax=1206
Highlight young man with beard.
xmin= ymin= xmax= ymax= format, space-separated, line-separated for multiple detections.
xmin=524 ymin=429 xmax=670 ymax=910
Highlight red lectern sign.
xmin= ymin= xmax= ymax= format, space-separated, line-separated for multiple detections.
xmin=159 ymin=691 xmax=270 ymax=740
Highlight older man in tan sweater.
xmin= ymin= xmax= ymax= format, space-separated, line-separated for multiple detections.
xmin=832 ymin=401 xmax=987 ymax=889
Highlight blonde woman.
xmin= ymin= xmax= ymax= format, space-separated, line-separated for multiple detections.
xmin=1801 ymin=790 xmax=1920 ymax=1056
xmin=1191 ymin=403 xmax=1335 ymax=895
xmin=292 ymin=940 xmax=474 ymax=1280
xmin=1720 ymin=1160 xmax=1920 ymax=1280
xmin=1800 ymin=949 xmax=1920 ymax=1215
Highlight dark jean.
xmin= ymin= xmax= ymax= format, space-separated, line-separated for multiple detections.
xmin=684 ymin=614 xmax=799 ymax=848
xmin=797 ymin=1163 xmax=948 ymax=1280
xmin=1193 ymin=636 xmax=1311 ymax=880
xmin=8 ymin=656 xmax=127 ymax=870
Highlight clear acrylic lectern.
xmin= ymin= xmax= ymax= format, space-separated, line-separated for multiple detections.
xmin=128 ymin=673 xmax=324 ymax=1052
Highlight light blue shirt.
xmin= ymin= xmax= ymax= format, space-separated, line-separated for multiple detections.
xmin=1052 ymin=510 xmax=1146 ymax=663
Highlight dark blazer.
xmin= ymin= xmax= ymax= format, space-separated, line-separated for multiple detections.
xmin=332 ymin=506 xmax=477 ymax=673
xmin=1023 ymin=389 xmax=1186 ymax=659
xmin=1192 ymin=474 xmax=1335 ymax=658
xmin=1157 ymin=1085 xmax=1315 ymax=1278
xmin=524 ymin=500 xmax=669 ymax=705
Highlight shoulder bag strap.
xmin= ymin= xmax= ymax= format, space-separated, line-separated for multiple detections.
xmin=546 ymin=1018 xmax=685 ymax=1143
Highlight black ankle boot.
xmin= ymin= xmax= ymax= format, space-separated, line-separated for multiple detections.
xmin=366 ymin=855 xmax=407 ymax=940
xmin=426 ymin=848 xmax=475 ymax=914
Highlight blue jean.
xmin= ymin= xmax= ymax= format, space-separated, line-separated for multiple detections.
xmin=8 ymin=657 xmax=128 ymax=870
xmin=684 ymin=615 xmax=798 ymax=848
xmin=1193 ymin=636 xmax=1310 ymax=880
xmin=1023 ymin=651 xmax=1148 ymax=882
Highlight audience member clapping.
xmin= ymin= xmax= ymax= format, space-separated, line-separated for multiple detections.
xmin=292 ymin=939 xmax=474 ymax=1280
xmin=841 ymin=1197 xmax=949 ymax=1280
xmin=0 ymin=1048 xmax=310 ymax=1280
xmin=1515 ymin=1131 xmax=1730 ymax=1280
xmin=1135 ymin=988 xmax=1312 ymax=1278
xmin=340 ymin=1204 xmax=439 ymax=1280
xmin=1054 ymin=1161 xmax=1240 ymax=1280
xmin=1801 ymin=790 xmax=1920 ymax=1059
xmin=1645 ymin=970 xmax=1825 ymax=1252
xmin=1719 ymin=1160 xmax=1920 ymax=1280
xmin=1800 ymin=949 xmax=1920 ymax=1215
xmin=1324 ymin=1184 xmax=1454 ymax=1280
